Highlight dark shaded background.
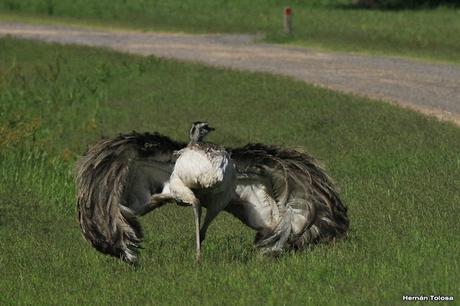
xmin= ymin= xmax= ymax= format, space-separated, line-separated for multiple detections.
xmin=352 ymin=0 xmax=459 ymax=9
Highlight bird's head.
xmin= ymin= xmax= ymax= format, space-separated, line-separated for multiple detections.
xmin=189 ymin=121 xmax=215 ymax=143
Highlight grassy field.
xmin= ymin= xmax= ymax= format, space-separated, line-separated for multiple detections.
xmin=0 ymin=0 xmax=459 ymax=63
xmin=0 ymin=38 xmax=459 ymax=305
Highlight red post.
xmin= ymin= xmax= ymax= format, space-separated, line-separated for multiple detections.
xmin=284 ymin=7 xmax=292 ymax=35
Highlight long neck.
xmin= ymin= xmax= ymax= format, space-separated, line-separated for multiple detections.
xmin=189 ymin=128 xmax=206 ymax=144
xmin=189 ymin=136 xmax=205 ymax=145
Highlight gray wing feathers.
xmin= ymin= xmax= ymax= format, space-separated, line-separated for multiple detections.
xmin=75 ymin=133 xmax=348 ymax=262
xmin=230 ymin=143 xmax=349 ymax=253
xmin=75 ymin=132 xmax=184 ymax=263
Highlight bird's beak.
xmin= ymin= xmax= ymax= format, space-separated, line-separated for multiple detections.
xmin=207 ymin=126 xmax=216 ymax=132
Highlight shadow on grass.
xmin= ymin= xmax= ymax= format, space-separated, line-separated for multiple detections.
xmin=337 ymin=0 xmax=460 ymax=10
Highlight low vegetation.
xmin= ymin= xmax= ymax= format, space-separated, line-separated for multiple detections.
xmin=1 ymin=38 xmax=459 ymax=305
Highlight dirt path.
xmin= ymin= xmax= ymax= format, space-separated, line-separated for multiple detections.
xmin=1 ymin=22 xmax=459 ymax=125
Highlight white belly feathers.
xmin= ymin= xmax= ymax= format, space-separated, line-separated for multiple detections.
xmin=172 ymin=148 xmax=233 ymax=190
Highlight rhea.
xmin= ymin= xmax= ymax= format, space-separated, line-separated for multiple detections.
xmin=76 ymin=129 xmax=349 ymax=264
xmin=162 ymin=122 xmax=236 ymax=261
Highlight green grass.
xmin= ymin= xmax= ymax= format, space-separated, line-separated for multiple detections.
xmin=0 ymin=1 xmax=460 ymax=64
xmin=0 ymin=38 xmax=459 ymax=305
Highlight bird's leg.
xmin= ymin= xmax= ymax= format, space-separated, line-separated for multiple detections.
xmin=199 ymin=207 xmax=220 ymax=244
xmin=199 ymin=192 xmax=234 ymax=243
xmin=169 ymin=176 xmax=197 ymax=206
xmin=193 ymin=200 xmax=202 ymax=262
xmin=139 ymin=194 xmax=177 ymax=216
xmin=168 ymin=176 xmax=203 ymax=261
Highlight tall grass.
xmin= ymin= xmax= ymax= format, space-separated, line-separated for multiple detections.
xmin=0 ymin=0 xmax=459 ymax=63
xmin=0 ymin=38 xmax=459 ymax=305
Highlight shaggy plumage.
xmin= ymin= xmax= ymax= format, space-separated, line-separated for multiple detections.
xmin=75 ymin=131 xmax=348 ymax=263
xmin=75 ymin=132 xmax=184 ymax=263
xmin=229 ymin=143 xmax=348 ymax=254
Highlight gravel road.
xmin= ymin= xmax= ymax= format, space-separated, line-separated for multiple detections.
xmin=1 ymin=22 xmax=459 ymax=125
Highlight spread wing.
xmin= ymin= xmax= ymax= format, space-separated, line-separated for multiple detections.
xmin=228 ymin=143 xmax=349 ymax=253
xmin=75 ymin=132 xmax=185 ymax=263
xmin=76 ymin=132 xmax=348 ymax=262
